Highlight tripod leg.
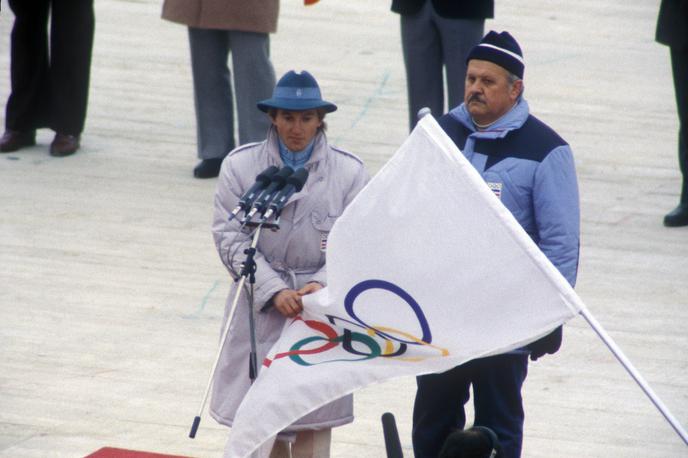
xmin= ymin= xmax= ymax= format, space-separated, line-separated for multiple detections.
xmin=190 ymin=275 xmax=248 ymax=438
xmin=248 ymin=281 xmax=259 ymax=381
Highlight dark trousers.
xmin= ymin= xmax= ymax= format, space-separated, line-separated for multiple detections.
xmin=399 ymin=1 xmax=484 ymax=131
xmin=5 ymin=0 xmax=95 ymax=136
xmin=670 ymin=47 xmax=688 ymax=203
xmin=413 ymin=353 xmax=529 ymax=458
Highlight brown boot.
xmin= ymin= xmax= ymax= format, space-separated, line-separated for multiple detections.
xmin=0 ymin=130 xmax=36 ymax=152
xmin=50 ymin=133 xmax=80 ymax=157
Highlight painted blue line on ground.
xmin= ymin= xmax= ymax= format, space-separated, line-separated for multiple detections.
xmin=335 ymin=70 xmax=391 ymax=144
xmin=182 ymin=279 xmax=220 ymax=319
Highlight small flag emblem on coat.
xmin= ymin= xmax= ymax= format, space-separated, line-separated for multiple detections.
xmin=487 ymin=182 xmax=502 ymax=199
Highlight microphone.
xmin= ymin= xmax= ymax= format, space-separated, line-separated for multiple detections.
xmin=228 ymin=165 xmax=280 ymax=221
xmin=263 ymin=168 xmax=309 ymax=220
xmin=381 ymin=412 xmax=403 ymax=458
xmin=246 ymin=166 xmax=294 ymax=220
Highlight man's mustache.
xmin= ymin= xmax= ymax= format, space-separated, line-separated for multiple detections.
xmin=467 ymin=93 xmax=485 ymax=104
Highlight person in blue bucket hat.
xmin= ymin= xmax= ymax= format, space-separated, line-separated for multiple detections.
xmin=209 ymin=70 xmax=369 ymax=457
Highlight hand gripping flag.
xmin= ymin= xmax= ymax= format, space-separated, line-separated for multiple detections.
xmin=222 ymin=115 xmax=584 ymax=457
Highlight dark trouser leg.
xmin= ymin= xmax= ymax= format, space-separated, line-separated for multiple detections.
xmin=435 ymin=16 xmax=484 ymax=111
xmin=400 ymin=1 xmax=443 ymax=132
xmin=472 ymin=353 xmax=529 ymax=458
xmin=5 ymin=0 xmax=51 ymax=132
xmin=412 ymin=364 xmax=471 ymax=458
xmin=670 ymin=48 xmax=688 ymax=203
xmin=49 ymin=0 xmax=95 ymax=135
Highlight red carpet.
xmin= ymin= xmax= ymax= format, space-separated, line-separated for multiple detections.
xmin=84 ymin=447 xmax=193 ymax=458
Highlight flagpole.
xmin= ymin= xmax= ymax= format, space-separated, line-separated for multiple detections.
xmin=579 ymin=307 xmax=688 ymax=445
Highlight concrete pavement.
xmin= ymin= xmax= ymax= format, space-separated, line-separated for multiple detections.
xmin=0 ymin=0 xmax=686 ymax=456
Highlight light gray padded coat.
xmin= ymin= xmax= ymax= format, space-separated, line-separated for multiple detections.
xmin=209 ymin=127 xmax=368 ymax=431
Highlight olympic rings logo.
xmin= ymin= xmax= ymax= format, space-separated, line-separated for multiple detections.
xmin=264 ymin=279 xmax=449 ymax=367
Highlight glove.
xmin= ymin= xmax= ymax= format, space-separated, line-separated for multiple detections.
xmin=527 ymin=326 xmax=562 ymax=361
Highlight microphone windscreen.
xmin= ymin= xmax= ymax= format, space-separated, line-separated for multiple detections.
xmin=287 ymin=168 xmax=309 ymax=191
xmin=272 ymin=166 xmax=294 ymax=184
xmin=256 ymin=165 xmax=280 ymax=184
xmin=381 ymin=412 xmax=403 ymax=458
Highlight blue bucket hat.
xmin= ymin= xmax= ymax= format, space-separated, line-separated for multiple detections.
xmin=257 ymin=70 xmax=337 ymax=113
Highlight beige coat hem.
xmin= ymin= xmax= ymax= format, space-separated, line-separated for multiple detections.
xmin=161 ymin=0 xmax=279 ymax=34
xmin=210 ymin=408 xmax=354 ymax=432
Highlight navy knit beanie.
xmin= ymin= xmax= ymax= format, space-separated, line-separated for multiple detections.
xmin=466 ymin=31 xmax=524 ymax=79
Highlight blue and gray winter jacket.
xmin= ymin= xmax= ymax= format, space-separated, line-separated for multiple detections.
xmin=440 ymin=98 xmax=579 ymax=286
xmin=439 ymin=99 xmax=580 ymax=357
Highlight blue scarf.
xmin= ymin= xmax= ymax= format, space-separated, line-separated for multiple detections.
xmin=278 ymin=138 xmax=315 ymax=169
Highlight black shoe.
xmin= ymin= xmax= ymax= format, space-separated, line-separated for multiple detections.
xmin=193 ymin=157 xmax=223 ymax=178
xmin=0 ymin=130 xmax=36 ymax=152
xmin=663 ymin=203 xmax=688 ymax=227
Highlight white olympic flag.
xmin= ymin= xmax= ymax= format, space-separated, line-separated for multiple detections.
xmin=222 ymin=115 xmax=584 ymax=457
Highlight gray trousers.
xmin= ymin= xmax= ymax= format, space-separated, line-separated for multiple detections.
xmin=400 ymin=2 xmax=484 ymax=131
xmin=188 ymin=27 xmax=275 ymax=160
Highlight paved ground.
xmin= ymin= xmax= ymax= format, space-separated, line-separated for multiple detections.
xmin=1 ymin=0 xmax=687 ymax=457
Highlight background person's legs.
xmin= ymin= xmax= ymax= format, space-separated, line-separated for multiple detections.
xmin=2 ymin=0 xmax=51 ymax=151
xmin=400 ymin=1 xmax=443 ymax=132
xmin=188 ymin=28 xmax=234 ymax=157
xmin=188 ymin=27 xmax=234 ymax=178
xmin=437 ymin=16 xmax=484 ymax=111
xmin=664 ymin=47 xmax=688 ymax=226
xmin=229 ymin=30 xmax=275 ymax=146
xmin=49 ymin=0 xmax=94 ymax=137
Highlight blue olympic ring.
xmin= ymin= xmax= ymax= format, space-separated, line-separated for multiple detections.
xmin=344 ymin=279 xmax=432 ymax=345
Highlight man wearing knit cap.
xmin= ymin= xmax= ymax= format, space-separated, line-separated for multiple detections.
xmin=412 ymin=31 xmax=580 ymax=458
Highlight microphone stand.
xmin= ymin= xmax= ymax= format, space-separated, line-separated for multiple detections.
xmin=189 ymin=218 xmax=277 ymax=439
xmin=242 ymin=226 xmax=261 ymax=382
